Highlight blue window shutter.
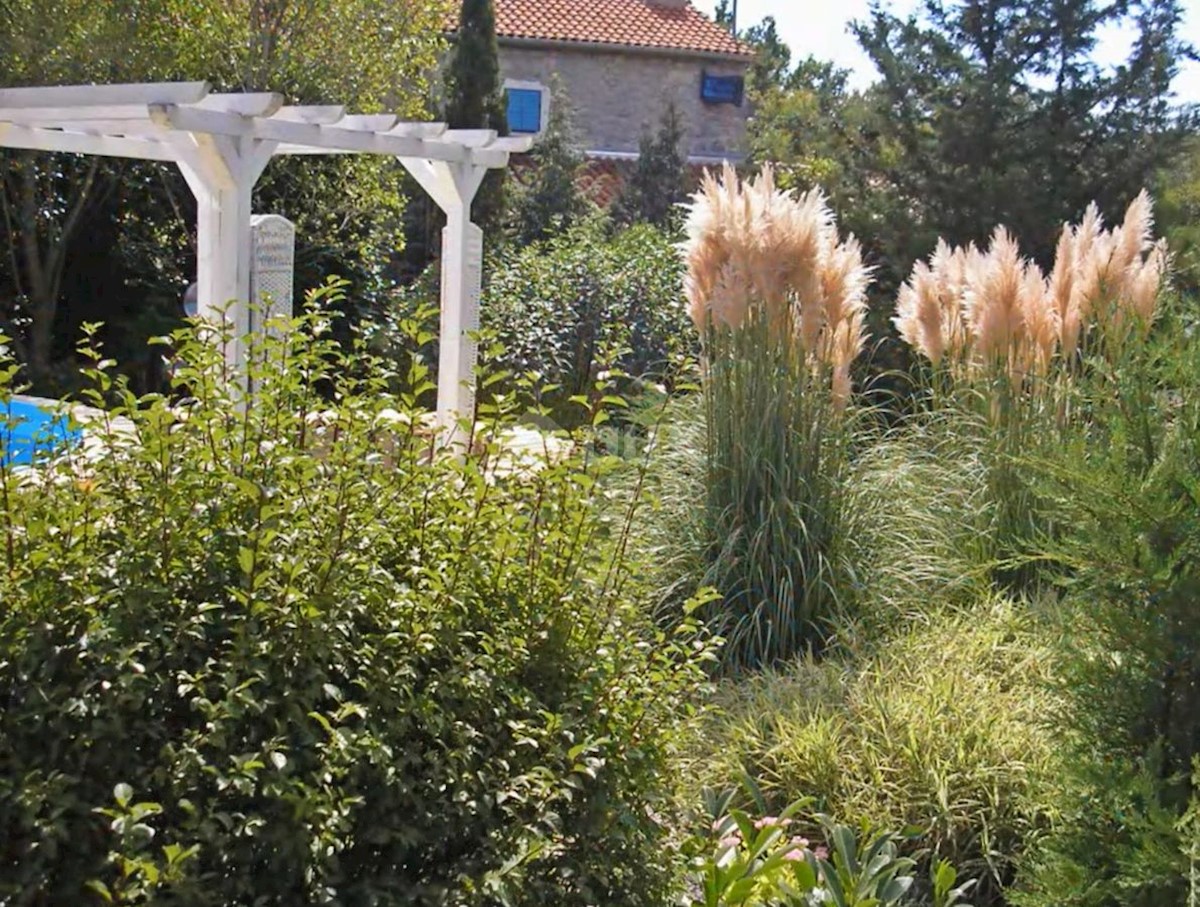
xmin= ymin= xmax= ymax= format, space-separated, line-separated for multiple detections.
xmin=506 ymin=88 xmax=542 ymax=133
xmin=700 ymin=73 xmax=745 ymax=106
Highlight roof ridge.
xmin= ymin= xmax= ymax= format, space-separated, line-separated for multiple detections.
xmin=448 ymin=0 xmax=755 ymax=59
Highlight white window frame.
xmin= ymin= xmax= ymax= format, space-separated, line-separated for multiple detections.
xmin=503 ymin=79 xmax=551 ymax=137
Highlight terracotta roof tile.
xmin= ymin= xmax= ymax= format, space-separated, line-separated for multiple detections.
xmin=450 ymin=0 xmax=754 ymax=58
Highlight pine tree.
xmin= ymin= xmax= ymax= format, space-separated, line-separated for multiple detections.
xmin=511 ymin=82 xmax=590 ymax=245
xmin=444 ymin=0 xmax=508 ymax=232
xmin=614 ymin=103 xmax=688 ymax=229
xmin=853 ymin=0 xmax=1194 ymax=262
xmin=741 ymin=15 xmax=792 ymax=93
xmin=714 ymin=0 xmax=733 ymax=29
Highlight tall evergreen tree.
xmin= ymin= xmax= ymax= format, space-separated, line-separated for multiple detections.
xmin=853 ymin=0 xmax=1195 ymax=263
xmin=741 ymin=15 xmax=792 ymax=93
xmin=510 ymin=83 xmax=590 ymax=245
xmin=714 ymin=0 xmax=734 ymax=30
xmin=444 ymin=0 xmax=508 ymax=233
xmin=615 ymin=103 xmax=688 ymax=229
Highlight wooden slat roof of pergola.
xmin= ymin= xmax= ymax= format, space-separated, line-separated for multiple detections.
xmin=0 ymin=81 xmax=532 ymax=167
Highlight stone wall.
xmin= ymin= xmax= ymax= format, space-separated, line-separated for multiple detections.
xmin=497 ymin=43 xmax=749 ymax=161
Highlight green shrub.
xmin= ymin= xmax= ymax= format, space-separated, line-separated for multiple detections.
xmin=1011 ymin=302 xmax=1200 ymax=907
xmin=373 ymin=222 xmax=694 ymax=424
xmin=689 ymin=790 xmax=958 ymax=907
xmin=0 ymin=298 xmax=712 ymax=905
xmin=481 ymin=221 xmax=695 ymax=414
xmin=681 ymin=598 xmax=1061 ymax=904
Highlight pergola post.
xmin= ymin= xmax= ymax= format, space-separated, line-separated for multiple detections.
xmin=402 ymin=159 xmax=488 ymax=433
xmin=174 ymin=134 xmax=276 ymax=373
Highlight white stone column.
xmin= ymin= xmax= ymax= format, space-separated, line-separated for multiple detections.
xmin=175 ymin=135 xmax=275 ymax=376
xmin=400 ymin=158 xmax=488 ymax=438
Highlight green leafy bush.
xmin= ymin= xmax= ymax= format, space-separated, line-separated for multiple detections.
xmin=372 ymin=222 xmax=694 ymax=423
xmin=1011 ymin=303 xmax=1200 ymax=907
xmin=690 ymin=797 xmax=930 ymax=907
xmin=681 ymin=598 xmax=1061 ymax=904
xmin=0 ymin=298 xmax=712 ymax=905
xmin=480 ymin=222 xmax=694 ymax=414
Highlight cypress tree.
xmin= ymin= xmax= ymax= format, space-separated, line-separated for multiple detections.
xmin=615 ymin=103 xmax=688 ymax=229
xmin=445 ymin=0 xmax=509 ymax=232
xmin=511 ymin=82 xmax=590 ymax=244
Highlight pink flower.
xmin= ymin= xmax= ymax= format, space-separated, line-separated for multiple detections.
xmin=789 ymin=836 xmax=810 ymax=849
xmin=719 ymin=835 xmax=742 ymax=850
xmin=754 ymin=815 xmax=791 ymax=829
xmin=814 ymin=846 xmax=829 ymax=861
xmin=782 ymin=848 xmax=806 ymax=862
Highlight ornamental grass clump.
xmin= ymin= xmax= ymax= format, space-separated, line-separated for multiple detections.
xmin=894 ymin=190 xmax=1169 ymax=398
xmin=893 ymin=194 xmax=1169 ymax=587
xmin=681 ymin=163 xmax=871 ymax=670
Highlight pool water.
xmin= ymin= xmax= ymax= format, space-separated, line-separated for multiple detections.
xmin=1 ymin=398 xmax=82 ymax=466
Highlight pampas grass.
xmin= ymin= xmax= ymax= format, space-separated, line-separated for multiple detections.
xmin=895 ymin=191 xmax=1169 ymax=394
xmin=678 ymin=164 xmax=872 ymax=670
xmin=684 ymin=164 xmax=869 ymax=406
xmin=890 ymin=192 xmax=1171 ymax=594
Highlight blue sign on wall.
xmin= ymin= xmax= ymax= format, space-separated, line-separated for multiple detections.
xmin=506 ymin=88 xmax=542 ymax=134
xmin=701 ymin=73 xmax=745 ymax=106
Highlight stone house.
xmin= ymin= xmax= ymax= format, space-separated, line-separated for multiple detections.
xmin=451 ymin=0 xmax=753 ymax=200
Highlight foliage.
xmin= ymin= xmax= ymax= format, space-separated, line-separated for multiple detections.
xmin=852 ymin=0 xmax=1194 ymax=266
xmin=0 ymin=0 xmax=446 ymax=392
xmin=739 ymin=16 xmax=793 ymax=96
xmin=681 ymin=598 xmax=1061 ymax=906
xmin=1011 ymin=301 xmax=1200 ymax=906
xmin=445 ymin=0 xmax=508 ymax=233
xmin=509 ymin=80 xmax=592 ymax=246
xmin=689 ymin=791 xmax=940 ymax=907
xmin=713 ymin=0 xmax=733 ymax=29
xmin=1156 ymin=137 xmax=1200 ymax=294
xmin=614 ymin=103 xmax=689 ymax=230
xmin=0 ymin=294 xmax=714 ymax=905
xmin=476 ymin=221 xmax=695 ymax=418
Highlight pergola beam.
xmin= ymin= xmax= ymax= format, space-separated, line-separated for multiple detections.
xmin=0 ymin=81 xmax=210 ymax=108
xmin=0 ymin=123 xmax=178 ymax=161
xmin=194 ymin=92 xmax=285 ymax=117
xmin=274 ymin=105 xmax=347 ymax=124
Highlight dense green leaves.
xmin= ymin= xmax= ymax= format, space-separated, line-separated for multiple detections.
xmin=509 ymin=82 xmax=592 ymax=246
xmin=0 ymin=299 xmax=711 ymax=904
xmin=854 ymin=0 xmax=1194 ymax=264
xmin=613 ymin=104 xmax=689 ymax=231
xmin=1010 ymin=303 xmax=1200 ymax=906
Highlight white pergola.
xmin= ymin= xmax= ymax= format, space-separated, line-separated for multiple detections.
xmin=0 ymin=81 xmax=532 ymax=423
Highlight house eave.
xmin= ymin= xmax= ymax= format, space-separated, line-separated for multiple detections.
xmin=496 ymin=35 xmax=753 ymax=64
xmin=585 ymin=148 xmax=745 ymax=165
